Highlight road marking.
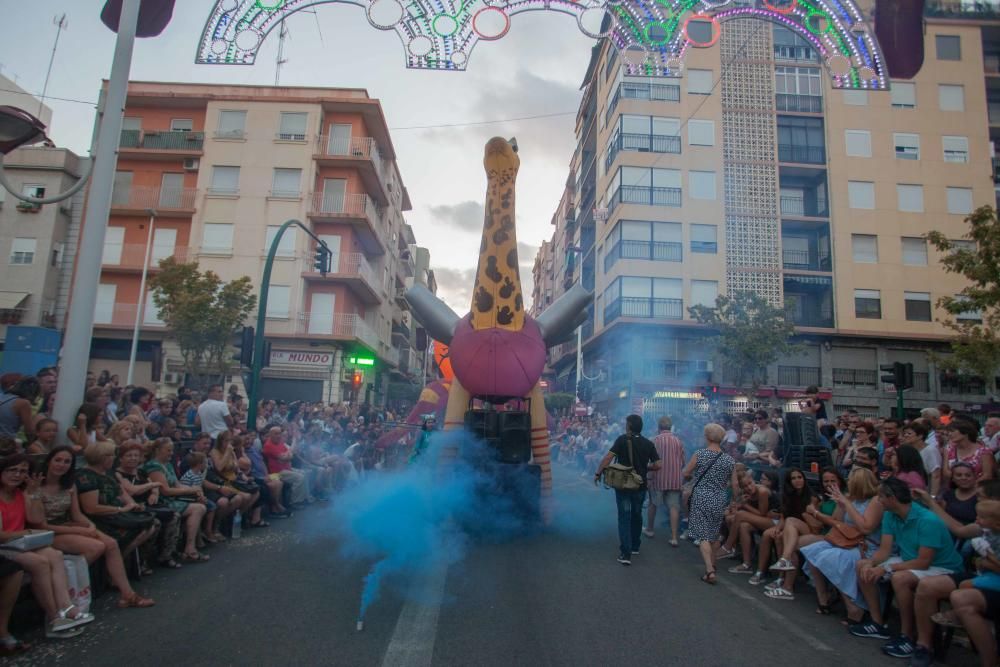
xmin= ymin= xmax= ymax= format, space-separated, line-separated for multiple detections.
xmin=380 ymin=563 xmax=449 ymax=667
xmin=708 ymin=566 xmax=835 ymax=652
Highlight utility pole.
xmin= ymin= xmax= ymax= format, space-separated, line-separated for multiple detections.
xmin=274 ymin=18 xmax=289 ymax=86
xmin=39 ymin=14 xmax=68 ymax=118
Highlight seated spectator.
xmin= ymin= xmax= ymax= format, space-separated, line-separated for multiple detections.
xmin=943 ymin=419 xmax=995 ymax=483
xmin=0 ymin=377 xmax=39 ymax=445
xmin=106 ymin=420 xmax=134 ymax=447
xmin=26 ymin=419 xmax=59 ymax=457
xmin=761 ymin=468 xmax=826 ymax=600
xmin=245 ymin=433 xmax=287 ymax=517
xmin=180 ymin=452 xmax=228 ymax=543
xmin=900 ymin=421 xmax=940 ymax=496
xmin=0 ymin=453 xmax=93 ymax=638
xmin=33 ymin=446 xmax=153 ymax=607
xmin=840 ymin=423 xmax=876 ymax=472
xmin=210 ymin=432 xmax=261 ymax=527
xmin=888 ymin=444 xmax=929 ymax=492
xmin=141 ymin=438 xmax=209 ymax=562
xmin=851 ymin=445 xmax=879 ymax=474
xmin=123 ymin=414 xmax=148 ymax=444
xmin=849 ymin=478 xmax=963 ymax=661
xmin=115 ymin=441 xmax=181 ymax=568
xmin=750 ymin=468 xmax=815 ymax=586
xmin=721 ymin=471 xmax=778 ymax=571
xmin=937 ymin=461 xmax=978 ymax=526
xmin=262 ymin=425 xmax=310 ymax=506
xmin=148 ymin=398 xmax=174 ymax=425
xmin=66 ymin=403 xmax=104 ymax=455
xmin=0 ymin=556 xmax=27 ymax=655
xmin=127 ymin=387 xmax=153 ymax=420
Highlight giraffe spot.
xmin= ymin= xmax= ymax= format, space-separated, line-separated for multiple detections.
xmin=499 ymin=277 xmax=515 ymax=299
xmin=485 ymin=256 xmax=502 ymax=283
xmin=506 ymin=247 xmax=518 ymax=269
xmin=496 ymin=306 xmax=514 ymax=325
xmin=492 ymin=228 xmax=510 ymax=245
xmin=515 ymin=293 xmax=523 ymax=312
xmin=501 ymin=189 xmax=512 ymax=209
xmin=474 ymin=286 xmax=494 ymax=313
xmin=484 ymin=211 xmax=495 ymax=229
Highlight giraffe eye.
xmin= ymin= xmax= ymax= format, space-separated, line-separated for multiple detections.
xmin=508 ymin=137 xmax=518 ymax=153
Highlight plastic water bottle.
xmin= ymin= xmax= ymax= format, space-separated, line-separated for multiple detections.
xmin=231 ymin=510 xmax=242 ymax=539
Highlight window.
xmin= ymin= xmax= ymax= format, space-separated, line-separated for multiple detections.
xmin=271 ymin=168 xmax=302 ymax=197
xmin=209 ymin=166 xmax=240 ymax=194
xmin=265 ymin=285 xmax=291 ymax=318
xmin=122 ymin=117 xmax=141 ymax=131
xmin=848 ymin=181 xmax=875 ymax=209
xmin=151 ymin=228 xmax=176 ymax=263
xmin=201 ymin=223 xmax=234 ymax=253
xmin=938 ymin=84 xmax=965 ymax=111
xmin=689 ymin=171 xmax=716 ymax=200
xmin=773 ymin=25 xmax=818 ymax=62
xmin=946 ymin=187 xmax=974 ymax=214
xmin=278 ymin=112 xmax=308 ymax=141
xmin=21 ymin=184 xmax=45 ymax=200
xmin=143 ymin=289 xmax=164 ymax=326
xmin=942 ymin=136 xmax=969 ymax=163
xmin=170 ymin=118 xmax=193 ymax=132
xmin=216 ymin=110 xmax=247 ymax=138
xmin=891 ymin=82 xmax=916 ymax=108
xmin=10 ymin=238 xmax=36 ymax=265
xmin=854 ymin=289 xmax=882 ymax=319
xmin=265 ymin=225 xmax=297 ymax=257
xmin=94 ymin=284 xmax=116 ymax=324
xmin=102 ymin=227 xmax=125 ymax=265
xmin=688 ymin=119 xmax=715 ymax=146
xmin=774 ymin=66 xmax=821 ymax=96
xmin=901 ymin=237 xmax=929 ymax=266
xmin=111 ymin=171 xmax=132 ymax=206
xmin=159 ymin=173 xmax=184 ymax=207
xmin=936 ymin=35 xmax=961 ymax=60
xmin=955 ymin=295 xmax=983 ymax=322
xmin=904 ymin=291 xmax=932 ymax=321
xmin=777 ymin=116 xmax=826 ymax=163
xmin=951 ymin=239 xmax=976 ymax=253
xmin=893 ymin=133 xmax=920 ymax=160
xmin=690 ymin=224 xmax=717 ymax=253
xmin=851 ymin=234 xmax=878 ymax=263
xmin=845 ymin=130 xmax=872 ymax=157
xmin=604 ymin=48 xmax=619 ymax=81
xmin=843 ymin=90 xmax=868 ymax=106
xmin=690 ymin=280 xmax=718 ymax=308
xmin=897 ymin=184 xmax=924 ymax=213
xmin=687 ymin=69 xmax=713 ymax=94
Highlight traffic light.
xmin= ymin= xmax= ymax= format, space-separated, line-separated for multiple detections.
xmin=880 ymin=362 xmax=915 ymax=390
xmin=314 ymin=243 xmax=331 ymax=275
xmin=352 ymin=370 xmax=364 ymax=389
xmin=261 ymin=340 xmax=272 ymax=368
xmin=704 ymin=384 xmax=720 ymax=398
xmin=233 ymin=326 xmax=254 ymax=367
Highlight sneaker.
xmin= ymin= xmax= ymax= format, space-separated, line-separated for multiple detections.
xmin=693 ymin=539 xmax=702 ymax=546
xmin=669 ymin=539 xmax=679 ymax=547
xmin=849 ymin=621 xmax=891 ymax=640
xmin=748 ymin=571 xmax=765 ymax=585
xmin=728 ymin=562 xmax=753 ymax=574
xmin=617 ymin=555 xmax=632 ymax=566
xmin=770 ymin=557 xmax=796 ymax=571
xmin=764 ymin=587 xmax=795 ymax=601
xmin=909 ymin=645 xmax=931 ymax=667
xmin=680 ymin=530 xmax=689 ymax=540
xmin=643 ymin=528 xmax=655 ymax=538
xmin=882 ymin=636 xmax=916 ymax=659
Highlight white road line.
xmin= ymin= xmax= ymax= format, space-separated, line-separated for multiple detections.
xmin=708 ymin=567 xmax=835 ymax=653
xmin=380 ymin=563 xmax=449 ymax=667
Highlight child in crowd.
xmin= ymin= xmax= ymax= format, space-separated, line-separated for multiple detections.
xmin=963 ymin=500 xmax=1000 ymax=592
xmin=180 ymin=452 xmax=221 ymax=543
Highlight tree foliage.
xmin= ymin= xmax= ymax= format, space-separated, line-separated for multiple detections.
xmin=148 ymin=258 xmax=256 ymax=387
xmin=688 ymin=291 xmax=801 ymax=394
xmin=545 ymin=392 xmax=576 ymax=414
xmin=926 ymin=205 xmax=1000 ymax=392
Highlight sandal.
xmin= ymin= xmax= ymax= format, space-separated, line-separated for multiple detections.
xmin=816 ymin=603 xmax=833 ymax=615
xmin=701 ymin=571 xmax=717 ymax=585
xmin=182 ymin=551 xmax=210 ymax=563
xmin=0 ymin=635 xmax=30 ymax=655
xmin=139 ymin=563 xmax=154 ymax=576
xmin=932 ymin=610 xmax=963 ymax=628
xmin=250 ymin=520 xmax=270 ymax=528
xmin=117 ymin=592 xmax=155 ymax=608
xmin=59 ymin=605 xmax=95 ymax=627
xmin=157 ymin=558 xmax=182 ymax=569
xmin=764 ymin=587 xmax=795 ymax=601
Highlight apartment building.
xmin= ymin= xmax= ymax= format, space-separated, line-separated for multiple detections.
xmin=82 ymin=81 xmax=420 ymax=403
xmin=541 ymin=9 xmax=998 ymax=418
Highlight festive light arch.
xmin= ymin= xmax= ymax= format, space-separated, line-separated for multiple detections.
xmin=197 ymin=0 xmax=888 ymax=88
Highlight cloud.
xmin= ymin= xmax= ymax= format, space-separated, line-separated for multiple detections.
xmin=430 ymin=266 xmax=477 ymax=313
xmin=426 ymin=200 xmax=483 ymax=233
xmin=516 ymin=241 xmax=539 ymax=267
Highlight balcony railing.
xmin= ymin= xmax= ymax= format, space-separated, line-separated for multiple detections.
xmin=305 ymin=251 xmax=378 ymax=285
xmin=604 ymin=296 xmax=683 ymax=323
xmin=119 ymin=129 xmax=204 ymax=151
xmin=102 ymin=244 xmax=189 ymax=269
xmin=940 ymin=373 xmax=987 ymax=395
xmin=608 ymin=185 xmax=682 ymax=212
xmin=309 ymin=192 xmax=381 ymax=220
xmin=295 ymin=312 xmax=380 ymax=348
xmin=0 ymin=308 xmax=26 ymax=325
xmin=778 ymin=144 xmax=826 ymax=164
xmin=833 ymin=368 xmax=877 ymax=388
xmin=779 ymin=196 xmax=828 ymax=217
xmin=111 ymin=186 xmax=197 ymax=210
xmin=990 ymin=103 xmax=1000 ymax=125
xmin=775 ymin=93 xmax=823 ymax=114
xmin=925 ymin=0 xmax=1000 ymax=19
xmin=777 ymin=365 xmax=820 ymax=386
xmin=604 ymin=239 xmax=682 ymax=272
xmin=605 ymin=132 xmax=681 ymax=170
xmin=94 ymin=303 xmax=165 ymax=328
xmin=605 ymin=81 xmax=681 ymax=124
xmin=316 ymin=135 xmax=387 ymax=184
xmin=639 ymin=359 xmax=712 ymax=383
xmin=782 ymin=248 xmax=811 ymax=269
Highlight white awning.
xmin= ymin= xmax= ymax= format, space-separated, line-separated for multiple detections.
xmin=0 ymin=292 xmax=28 ymax=310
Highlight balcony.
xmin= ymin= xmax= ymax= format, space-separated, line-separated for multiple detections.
xmin=940 ymin=372 xmax=987 ymax=395
xmin=94 ymin=303 xmax=166 ymax=329
xmin=0 ymin=308 xmax=26 ymax=326
xmin=608 ymin=185 xmax=682 ymax=213
xmin=990 ymin=103 xmax=1000 ymax=126
xmin=781 ymin=224 xmax=832 ymax=272
xmin=102 ymin=244 xmax=190 ymax=273
xmin=314 ymin=135 xmax=390 ymax=205
xmin=394 ymin=286 xmax=410 ymax=309
xmin=604 ymin=296 xmax=683 ymax=323
xmin=778 ymin=144 xmax=826 ymax=165
xmin=605 ymin=132 xmax=681 ymax=171
xmin=785 ymin=274 xmax=834 ymax=328
xmin=301 ymin=252 xmax=380 ymax=304
xmin=605 ymin=81 xmax=681 ymax=125
xmin=119 ymin=130 xmax=204 ymax=159
xmin=833 ymin=368 xmax=877 ymax=388
xmin=294 ymin=312 xmax=380 ymax=350
xmin=604 ymin=239 xmax=682 ymax=273
xmin=110 ymin=187 xmax=197 ymax=216
xmin=307 ymin=192 xmax=386 ymax=255
xmin=925 ymin=0 xmax=1000 ymax=19
xmin=639 ymin=360 xmax=712 ymax=384
xmin=777 ymin=365 xmax=820 ymax=387
xmin=775 ymin=94 xmax=823 ymax=114
xmin=391 ymin=320 xmax=411 ymax=345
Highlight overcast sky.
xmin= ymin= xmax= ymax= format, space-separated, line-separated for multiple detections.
xmin=0 ymin=0 xmax=596 ymax=312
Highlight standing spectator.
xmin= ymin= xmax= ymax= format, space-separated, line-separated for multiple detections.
xmin=982 ymin=414 xmax=1000 ymax=452
xmin=841 ymin=423 xmax=876 ymax=472
xmin=261 ymin=425 xmax=310 ymax=506
xmin=593 ymin=414 xmax=661 ymax=566
xmin=105 ymin=387 xmax=124 ymax=426
xmin=198 ymin=385 xmax=233 ymax=440
xmin=127 ymin=388 xmax=153 ymax=420
xmin=26 ymin=419 xmax=59 ymax=457
xmin=35 ymin=368 xmax=57 ymax=417
xmin=850 ymin=478 xmax=964 ymax=660
xmin=682 ymin=423 xmax=737 ymax=584
xmin=938 ymin=403 xmax=953 ymax=426
xmin=920 ymin=408 xmax=942 ymax=449
xmin=66 ymin=403 xmax=103 ymax=454
xmin=943 ymin=420 xmax=995 ymax=483
xmin=748 ymin=410 xmax=780 ymax=460
xmin=644 ymin=416 xmax=686 ymax=546
xmin=901 ymin=421 xmax=940 ymax=496
xmin=0 ymin=377 xmax=39 ymax=444
xmin=877 ymin=418 xmax=902 ymax=474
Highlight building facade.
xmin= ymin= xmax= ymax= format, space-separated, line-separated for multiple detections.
xmin=79 ymin=81 xmax=422 ymax=403
xmin=540 ymin=7 xmax=998 ymax=418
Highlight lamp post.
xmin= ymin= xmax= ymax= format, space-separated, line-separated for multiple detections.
xmin=126 ymin=209 xmax=156 ymax=385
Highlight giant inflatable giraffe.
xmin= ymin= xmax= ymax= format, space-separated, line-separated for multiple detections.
xmin=405 ymin=137 xmax=593 ymax=517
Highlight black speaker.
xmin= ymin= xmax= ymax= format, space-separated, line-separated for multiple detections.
xmin=783 ymin=412 xmax=819 ymax=449
xmin=497 ymin=411 xmax=531 ymax=464
xmin=465 ymin=410 xmax=499 ymax=439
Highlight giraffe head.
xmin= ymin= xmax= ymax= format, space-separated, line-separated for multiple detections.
xmin=484 ymin=136 xmax=519 ymax=177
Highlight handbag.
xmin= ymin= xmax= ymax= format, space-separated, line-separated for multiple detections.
xmin=101 ymin=510 xmax=156 ymax=531
xmin=686 ymin=450 xmax=724 ymax=512
xmin=825 ymin=522 xmax=867 ymax=555
xmin=63 ymin=553 xmax=92 ymax=614
xmin=602 ymin=436 xmax=645 ymax=491
xmin=0 ymin=529 xmax=54 ymax=551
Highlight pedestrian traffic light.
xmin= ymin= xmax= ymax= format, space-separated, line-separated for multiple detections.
xmin=352 ymin=370 xmax=364 ymax=389
xmin=880 ymin=362 xmax=914 ymax=390
xmin=314 ymin=243 xmax=331 ymax=275
xmin=233 ymin=326 xmax=254 ymax=367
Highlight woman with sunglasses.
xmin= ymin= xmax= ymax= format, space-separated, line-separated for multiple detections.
xmin=840 ymin=422 xmax=876 ymax=472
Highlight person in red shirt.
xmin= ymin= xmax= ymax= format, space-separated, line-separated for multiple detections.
xmin=645 ymin=416 xmax=686 ymax=546
xmin=261 ymin=426 xmax=309 ymax=506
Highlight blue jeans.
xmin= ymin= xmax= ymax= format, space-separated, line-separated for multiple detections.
xmin=615 ymin=488 xmax=645 ymax=558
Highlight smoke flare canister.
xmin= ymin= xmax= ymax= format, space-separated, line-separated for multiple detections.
xmin=356 ymin=621 xmax=364 ymax=632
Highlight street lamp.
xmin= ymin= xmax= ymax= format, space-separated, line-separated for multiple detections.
xmin=0 ymin=106 xmax=47 ymax=155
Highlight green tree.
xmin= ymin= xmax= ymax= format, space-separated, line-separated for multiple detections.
xmin=688 ymin=291 xmax=801 ymax=395
xmin=545 ymin=392 xmax=576 ymax=414
xmin=148 ymin=258 xmax=256 ymax=387
xmin=926 ymin=205 xmax=1000 ymax=393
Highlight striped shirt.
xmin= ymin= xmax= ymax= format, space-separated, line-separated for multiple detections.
xmin=649 ymin=431 xmax=685 ymax=491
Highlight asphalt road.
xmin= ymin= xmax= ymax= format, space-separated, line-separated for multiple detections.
xmin=8 ymin=469 xmax=981 ymax=666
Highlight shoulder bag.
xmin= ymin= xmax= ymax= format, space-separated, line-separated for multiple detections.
xmin=685 ymin=450 xmax=724 ymax=512
xmin=602 ymin=436 xmax=645 ymax=491
xmin=824 ymin=522 xmax=867 ymax=555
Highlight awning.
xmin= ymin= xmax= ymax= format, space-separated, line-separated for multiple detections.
xmin=0 ymin=292 xmax=28 ymax=310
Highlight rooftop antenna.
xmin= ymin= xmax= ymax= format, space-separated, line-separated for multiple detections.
xmin=39 ymin=14 xmax=68 ymax=118
xmin=275 ymin=17 xmax=289 ymax=86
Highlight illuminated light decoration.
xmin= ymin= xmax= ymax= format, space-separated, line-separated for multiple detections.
xmin=196 ymin=0 xmax=889 ymax=88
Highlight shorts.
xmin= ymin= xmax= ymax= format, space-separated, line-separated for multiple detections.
xmin=883 ymin=556 xmax=955 ymax=580
xmin=648 ymin=489 xmax=681 ymax=510
xmin=949 ymin=572 xmax=1000 ymax=617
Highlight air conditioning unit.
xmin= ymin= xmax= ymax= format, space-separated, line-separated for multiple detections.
xmin=696 ymin=360 xmax=714 ymax=372
xmin=183 ymin=158 xmax=200 ymax=171
xmin=162 ymin=372 xmax=183 ymax=384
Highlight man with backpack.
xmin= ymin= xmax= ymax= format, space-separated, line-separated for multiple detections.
xmin=594 ymin=414 xmax=661 ymax=566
